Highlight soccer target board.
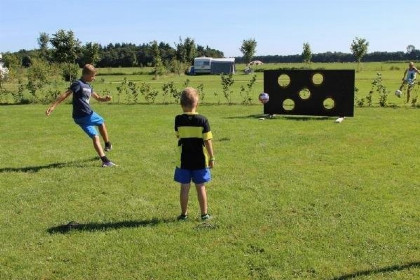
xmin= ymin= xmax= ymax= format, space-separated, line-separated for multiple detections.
xmin=263 ymin=70 xmax=355 ymax=117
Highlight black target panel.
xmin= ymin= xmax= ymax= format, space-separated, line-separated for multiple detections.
xmin=263 ymin=70 xmax=355 ymax=117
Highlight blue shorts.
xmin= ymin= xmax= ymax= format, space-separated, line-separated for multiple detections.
xmin=174 ymin=167 xmax=211 ymax=184
xmin=73 ymin=112 xmax=104 ymax=138
xmin=404 ymin=79 xmax=415 ymax=86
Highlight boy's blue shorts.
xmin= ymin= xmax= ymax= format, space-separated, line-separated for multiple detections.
xmin=174 ymin=167 xmax=211 ymax=184
xmin=73 ymin=112 xmax=104 ymax=138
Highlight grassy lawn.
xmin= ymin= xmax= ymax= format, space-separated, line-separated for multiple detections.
xmin=0 ymin=103 xmax=418 ymax=279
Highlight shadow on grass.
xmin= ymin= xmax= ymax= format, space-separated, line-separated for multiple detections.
xmin=47 ymin=218 xmax=174 ymax=234
xmin=226 ymin=114 xmax=333 ymax=121
xmin=331 ymin=262 xmax=420 ymax=280
xmin=0 ymin=157 xmax=98 ymax=173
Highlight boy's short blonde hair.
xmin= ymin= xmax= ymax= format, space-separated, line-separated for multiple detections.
xmin=180 ymin=87 xmax=199 ymax=108
xmin=82 ymin=64 xmax=97 ymax=76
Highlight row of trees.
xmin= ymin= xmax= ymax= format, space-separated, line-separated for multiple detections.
xmin=239 ymin=40 xmax=419 ymax=64
xmin=1 ymin=30 xmax=418 ymax=78
xmin=3 ymin=30 xmax=225 ymax=71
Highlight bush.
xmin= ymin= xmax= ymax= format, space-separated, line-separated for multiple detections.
xmin=61 ymin=63 xmax=79 ymax=82
xmin=220 ymin=73 xmax=235 ymax=104
xmin=26 ymin=59 xmax=50 ymax=102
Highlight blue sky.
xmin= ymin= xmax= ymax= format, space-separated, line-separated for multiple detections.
xmin=1 ymin=0 xmax=418 ymax=57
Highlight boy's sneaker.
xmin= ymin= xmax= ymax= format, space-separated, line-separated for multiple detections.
xmin=104 ymin=142 xmax=112 ymax=152
xmin=102 ymin=161 xmax=117 ymax=167
xmin=201 ymin=214 xmax=211 ymax=221
xmin=177 ymin=214 xmax=188 ymax=221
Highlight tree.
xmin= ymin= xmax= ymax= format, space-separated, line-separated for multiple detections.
xmin=37 ymin=32 xmax=50 ymax=61
xmin=240 ymin=38 xmax=257 ymax=65
xmin=2 ymin=53 xmax=20 ymax=70
xmin=81 ymin=42 xmax=100 ymax=65
xmin=406 ymin=45 xmax=415 ymax=54
xmin=197 ymin=45 xmax=224 ymax=58
xmin=183 ymin=37 xmax=196 ymax=64
xmin=350 ymin=37 xmax=369 ymax=70
xmin=175 ymin=37 xmax=196 ymax=64
xmin=150 ymin=40 xmax=165 ymax=78
xmin=50 ymin=29 xmax=81 ymax=63
xmin=302 ymin=42 xmax=312 ymax=64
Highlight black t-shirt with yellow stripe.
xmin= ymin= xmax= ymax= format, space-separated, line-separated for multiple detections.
xmin=175 ymin=113 xmax=212 ymax=170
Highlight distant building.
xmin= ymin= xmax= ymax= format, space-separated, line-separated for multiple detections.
xmin=0 ymin=54 xmax=9 ymax=80
xmin=190 ymin=57 xmax=235 ymax=75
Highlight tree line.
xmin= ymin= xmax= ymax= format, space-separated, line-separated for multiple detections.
xmin=2 ymin=30 xmax=224 ymax=70
xmin=2 ymin=29 xmax=418 ymax=72
xmin=236 ymin=50 xmax=420 ymax=64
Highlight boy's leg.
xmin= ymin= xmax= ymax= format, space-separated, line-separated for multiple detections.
xmin=92 ymin=135 xmax=105 ymax=157
xmin=99 ymin=123 xmax=112 ymax=152
xmin=180 ymin=183 xmax=191 ymax=215
xmin=407 ymin=85 xmax=413 ymax=103
xmin=399 ymin=80 xmax=407 ymax=91
xmin=98 ymin=123 xmax=110 ymax=143
xmin=195 ymin=183 xmax=208 ymax=216
xmin=93 ymin=135 xmax=116 ymax=166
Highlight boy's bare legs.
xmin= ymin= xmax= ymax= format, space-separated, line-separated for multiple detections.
xmin=92 ymin=135 xmax=105 ymax=157
xmin=93 ymin=135 xmax=115 ymax=166
xmin=195 ymin=183 xmax=208 ymax=215
xmin=399 ymin=82 xmax=405 ymax=91
xmin=180 ymin=183 xmax=191 ymax=215
xmin=99 ymin=123 xmax=112 ymax=151
xmin=407 ymin=86 xmax=412 ymax=103
xmin=99 ymin=123 xmax=110 ymax=143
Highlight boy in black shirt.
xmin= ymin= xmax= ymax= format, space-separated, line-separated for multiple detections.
xmin=174 ymin=87 xmax=215 ymax=221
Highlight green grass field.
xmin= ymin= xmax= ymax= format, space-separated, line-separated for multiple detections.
xmin=0 ymin=103 xmax=418 ymax=279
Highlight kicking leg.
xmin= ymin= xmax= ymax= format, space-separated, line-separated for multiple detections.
xmin=99 ymin=123 xmax=112 ymax=151
xmin=92 ymin=135 xmax=105 ymax=157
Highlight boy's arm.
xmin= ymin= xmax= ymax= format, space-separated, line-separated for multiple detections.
xmin=45 ymin=89 xmax=72 ymax=116
xmin=204 ymin=139 xmax=215 ymax=168
xmin=92 ymin=91 xmax=112 ymax=102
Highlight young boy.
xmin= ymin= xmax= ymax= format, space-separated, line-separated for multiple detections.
xmin=45 ymin=64 xmax=116 ymax=167
xmin=399 ymin=61 xmax=420 ymax=103
xmin=174 ymin=87 xmax=215 ymax=221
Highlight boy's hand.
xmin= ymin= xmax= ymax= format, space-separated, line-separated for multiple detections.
xmin=104 ymin=95 xmax=112 ymax=101
xmin=208 ymin=158 xmax=215 ymax=168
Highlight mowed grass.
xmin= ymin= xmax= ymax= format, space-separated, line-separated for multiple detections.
xmin=0 ymin=104 xmax=419 ymax=279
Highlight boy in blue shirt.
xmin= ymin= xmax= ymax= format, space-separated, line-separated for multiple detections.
xmin=46 ymin=64 xmax=116 ymax=167
xmin=174 ymin=87 xmax=215 ymax=221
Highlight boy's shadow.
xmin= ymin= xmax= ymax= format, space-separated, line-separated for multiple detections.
xmin=331 ymin=261 xmax=420 ymax=280
xmin=0 ymin=157 xmax=98 ymax=173
xmin=47 ymin=218 xmax=174 ymax=234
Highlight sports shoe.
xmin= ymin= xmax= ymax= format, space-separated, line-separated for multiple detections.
xmin=104 ymin=142 xmax=112 ymax=152
xmin=102 ymin=161 xmax=117 ymax=167
xmin=177 ymin=214 xmax=188 ymax=221
xmin=201 ymin=214 xmax=211 ymax=221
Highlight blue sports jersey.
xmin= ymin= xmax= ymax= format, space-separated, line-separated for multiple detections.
xmin=70 ymin=79 xmax=93 ymax=119
xmin=407 ymin=68 xmax=417 ymax=83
